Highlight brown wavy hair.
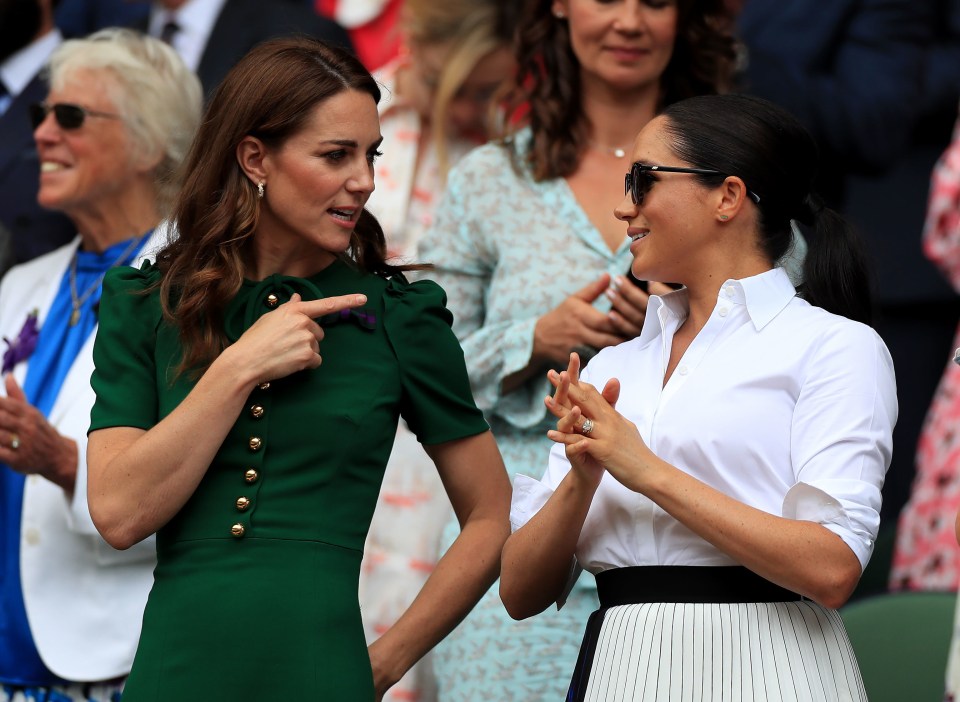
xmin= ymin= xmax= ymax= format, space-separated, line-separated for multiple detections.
xmin=504 ymin=0 xmax=737 ymax=181
xmin=155 ymin=37 xmax=414 ymax=376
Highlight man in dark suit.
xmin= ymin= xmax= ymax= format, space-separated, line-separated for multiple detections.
xmin=137 ymin=0 xmax=352 ymax=98
xmin=0 ymin=0 xmax=77 ymax=269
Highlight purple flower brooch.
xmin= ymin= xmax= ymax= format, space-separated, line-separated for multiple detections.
xmin=2 ymin=310 xmax=40 ymax=375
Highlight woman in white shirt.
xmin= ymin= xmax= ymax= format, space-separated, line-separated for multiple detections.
xmin=501 ymin=93 xmax=898 ymax=702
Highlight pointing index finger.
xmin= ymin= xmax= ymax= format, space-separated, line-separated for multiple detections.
xmin=299 ymin=294 xmax=368 ymax=319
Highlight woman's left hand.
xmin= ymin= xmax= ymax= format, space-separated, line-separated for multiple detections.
xmin=545 ymin=354 xmax=656 ymax=493
xmin=0 ymin=374 xmax=77 ymax=493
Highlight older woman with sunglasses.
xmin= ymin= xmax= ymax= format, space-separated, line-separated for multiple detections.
xmin=0 ymin=28 xmax=200 ymax=702
xmin=502 ymin=93 xmax=897 ymax=701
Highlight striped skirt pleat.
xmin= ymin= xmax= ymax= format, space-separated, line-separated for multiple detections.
xmin=576 ymin=601 xmax=866 ymax=702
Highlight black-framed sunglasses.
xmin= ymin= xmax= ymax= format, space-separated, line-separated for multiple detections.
xmin=29 ymin=102 xmax=122 ymax=131
xmin=624 ymin=162 xmax=761 ymax=206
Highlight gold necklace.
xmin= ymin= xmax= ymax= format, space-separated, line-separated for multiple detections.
xmin=68 ymin=234 xmax=146 ymax=326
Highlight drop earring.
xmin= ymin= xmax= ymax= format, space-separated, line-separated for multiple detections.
xmin=257 ymin=181 xmax=265 ymax=199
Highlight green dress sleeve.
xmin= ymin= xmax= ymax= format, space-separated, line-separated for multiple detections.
xmin=88 ymin=262 xmax=164 ymax=432
xmin=383 ymin=275 xmax=488 ymax=446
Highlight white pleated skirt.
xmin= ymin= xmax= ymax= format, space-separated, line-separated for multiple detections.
xmin=572 ymin=601 xmax=866 ymax=702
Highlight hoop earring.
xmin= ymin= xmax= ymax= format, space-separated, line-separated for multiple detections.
xmin=257 ymin=181 xmax=265 ymax=199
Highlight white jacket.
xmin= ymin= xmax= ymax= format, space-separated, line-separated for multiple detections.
xmin=0 ymin=227 xmax=167 ymax=681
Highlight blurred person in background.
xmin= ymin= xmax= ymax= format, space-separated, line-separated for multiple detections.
xmin=0 ymin=27 xmax=201 ymax=702
xmin=0 ymin=0 xmax=76 ymax=268
xmin=360 ymin=1 xmax=515 ymax=700
xmin=418 ymin=0 xmax=736 ymax=699
xmin=135 ymin=0 xmax=352 ymax=98
xmin=315 ymin=0 xmax=403 ymax=72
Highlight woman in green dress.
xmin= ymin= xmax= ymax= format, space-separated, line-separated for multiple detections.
xmin=84 ymin=37 xmax=511 ymax=700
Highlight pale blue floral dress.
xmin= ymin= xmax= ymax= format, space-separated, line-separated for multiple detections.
xmin=419 ymin=131 xmax=635 ymax=702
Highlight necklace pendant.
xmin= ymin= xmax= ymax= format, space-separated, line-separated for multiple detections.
xmin=69 ymin=308 xmax=81 ymax=327
xmin=613 ymin=148 xmax=626 ymax=158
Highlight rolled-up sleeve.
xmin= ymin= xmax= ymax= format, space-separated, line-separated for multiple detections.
xmin=784 ymin=322 xmax=897 ymax=569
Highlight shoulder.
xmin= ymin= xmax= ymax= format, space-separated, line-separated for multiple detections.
xmin=447 ymin=138 xmax=525 ymax=187
xmin=383 ymin=274 xmax=449 ymax=314
xmin=777 ymin=300 xmax=894 ymax=387
xmin=103 ymin=259 xmax=162 ymax=293
xmin=100 ymin=261 xmax=164 ymax=328
xmin=1 ymin=237 xmax=78 ymax=291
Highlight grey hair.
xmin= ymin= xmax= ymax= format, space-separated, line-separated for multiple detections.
xmin=47 ymin=28 xmax=202 ymax=216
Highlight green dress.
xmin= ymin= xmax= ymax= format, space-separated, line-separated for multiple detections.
xmin=88 ymin=258 xmax=488 ymax=700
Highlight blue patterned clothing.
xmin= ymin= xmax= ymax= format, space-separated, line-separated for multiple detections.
xmin=419 ymin=133 xmax=634 ymax=701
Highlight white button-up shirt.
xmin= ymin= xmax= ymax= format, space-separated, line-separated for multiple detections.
xmin=511 ymin=267 xmax=897 ymax=584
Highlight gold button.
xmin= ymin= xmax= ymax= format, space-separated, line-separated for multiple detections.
xmin=244 ymin=468 xmax=259 ymax=484
xmin=236 ymin=496 xmax=251 ymax=511
xmin=266 ymin=293 xmax=279 ymax=307
xmin=250 ymin=404 xmax=264 ymax=419
xmin=258 ymin=381 xmax=271 ymax=391
xmin=231 ymin=523 xmax=245 ymax=538
xmin=249 ymin=436 xmax=262 ymax=451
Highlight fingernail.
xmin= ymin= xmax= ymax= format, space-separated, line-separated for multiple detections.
xmin=615 ymin=276 xmax=626 ymax=288
xmin=356 ymin=295 xmax=367 ymax=304
xmin=605 ymin=289 xmax=617 ymax=301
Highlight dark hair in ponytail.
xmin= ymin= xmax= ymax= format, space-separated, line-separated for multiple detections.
xmin=659 ymin=94 xmax=873 ymax=325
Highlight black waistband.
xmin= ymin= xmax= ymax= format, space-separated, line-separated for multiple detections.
xmin=596 ymin=566 xmax=802 ymax=605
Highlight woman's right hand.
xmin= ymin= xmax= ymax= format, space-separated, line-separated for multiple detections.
xmin=533 ymin=275 xmax=671 ymax=365
xmin=533 ymin=274 xmax=625 ymax=365
xmin=227 ymin=292 xmax=367 ymax=385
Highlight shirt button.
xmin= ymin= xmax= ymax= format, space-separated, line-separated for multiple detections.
xmin=24 ymin=528 xmax=40 ymax=546
xmin=236 ymin=496 xmax=251 ymax=511
xmin=249 ymin=437 xmax=263 ymax=451
xmin=231 ymin=523 xmax=245 ymax=538
xmin=718 ymin=307 xmax=728 ymax=317
xmin=258 ymin=382 xmax=270 ymax=391
xmin=265 ymin=293 xmax=279 ymax=308
xmin=244 ymin=468 xmax=259 ymax=484
xmin=724 ymin=286 xmax=735 ymax=297
xmin=678 ymin=365 xmax=689 ymax=376
xmin=250 ymin=404 xmax=264 ymax=419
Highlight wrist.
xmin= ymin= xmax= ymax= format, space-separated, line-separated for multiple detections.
xmin=212 ymin=344 xmax=260 ymax=395
xmin=52 ymin=437 xmax=78 ymax=495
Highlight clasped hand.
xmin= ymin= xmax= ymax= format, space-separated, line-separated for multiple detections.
xmin=0 ymin=374 xmax=77 ymax=490
xmin=544 ymin=352 xmax=655 ymax=493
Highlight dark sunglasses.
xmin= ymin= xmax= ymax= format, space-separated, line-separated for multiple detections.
xmin=625 ymin=162 xmax=761 ymax=206
xmin=29 ymin=102 xmax=122 ymax=130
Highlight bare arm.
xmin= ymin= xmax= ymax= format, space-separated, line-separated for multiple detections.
xmin=500 ymin=365 xmax=620 ymax=619
xmin=367 ymin=430 xmax=511 ymax=699
xmin=87 ymin=293 xmax=367 ymax=549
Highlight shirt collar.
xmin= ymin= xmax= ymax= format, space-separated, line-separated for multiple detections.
xmin=636 ymin=266 xmax=797 ymax=346
xmin=0 ymin=29 xmax=61 ymax=98
xmin=149 ymin=0 xmax=227 ymax=39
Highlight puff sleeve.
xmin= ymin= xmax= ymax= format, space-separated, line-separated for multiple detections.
xmin=383 ymin=275 xmax=488 ymax=446
xmin=88 ymin=263 xmax=164 ymax=433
